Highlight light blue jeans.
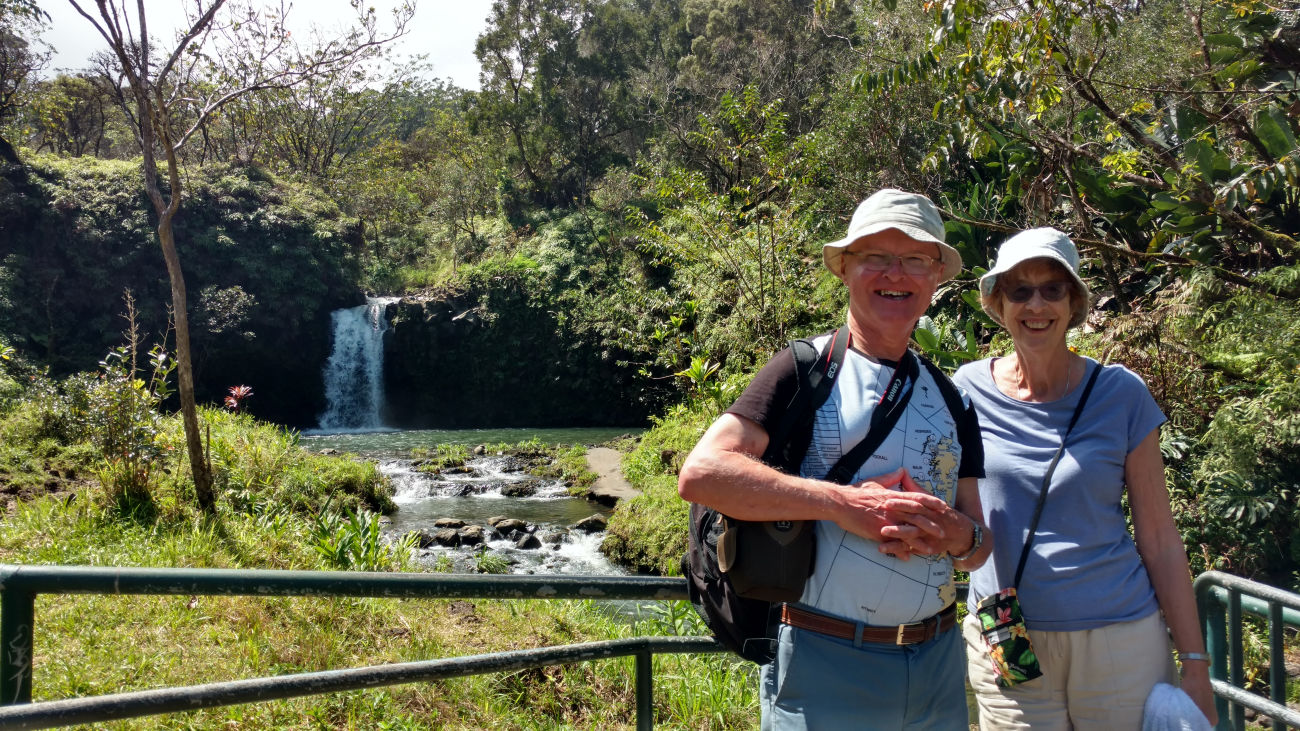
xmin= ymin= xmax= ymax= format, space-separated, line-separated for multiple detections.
xmin=760 ymin=620 xmax=969 ymax=730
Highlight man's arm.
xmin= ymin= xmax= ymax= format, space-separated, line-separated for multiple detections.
xmin=678 ymin=412 xmax=953 ymax=552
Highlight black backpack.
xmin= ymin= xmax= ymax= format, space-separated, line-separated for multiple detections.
xmin=680 ymin=331 xmax=966 ymax=664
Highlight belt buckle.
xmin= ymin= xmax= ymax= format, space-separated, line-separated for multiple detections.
xmin=895 ymin=623 xmax=907 ymax=645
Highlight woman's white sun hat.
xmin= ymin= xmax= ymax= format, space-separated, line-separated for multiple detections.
xmin=979 ymin=227 xmax=1092 ymax=328
xmin=822 ymin=189 xmax=963 ymax=282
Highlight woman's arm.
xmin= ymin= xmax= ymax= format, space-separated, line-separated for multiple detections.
xmin=1127 ymin=428 xmax=1218 ymax=725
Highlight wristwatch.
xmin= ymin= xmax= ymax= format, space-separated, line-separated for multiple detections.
xmin=951 ymin=520 xmax=983 ymax=561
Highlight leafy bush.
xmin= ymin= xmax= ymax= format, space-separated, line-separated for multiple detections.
xmin=1103 ymin=267 xmax=1300 ymax=584
xmin=88 ymin=344 xmax=175 ymax=507
xmin=309 ymin=506 xmax=416 ymax=572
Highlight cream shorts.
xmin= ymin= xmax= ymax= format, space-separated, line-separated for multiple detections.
xmin=962 ymin=610 xmax=1177 ymax=730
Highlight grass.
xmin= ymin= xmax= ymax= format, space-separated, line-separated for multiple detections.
xmin=0 ymin=388 xmax=757 ymax=728
xmin=2 ymin=485 xmax=759 ymax=728
xmin=601 ymin=403 xmax=710 ymax=575
xmin=529 ymin=444 xmax=600 ymax=493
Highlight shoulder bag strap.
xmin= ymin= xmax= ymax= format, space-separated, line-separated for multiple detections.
xmin=824 ymin=350 xmax=919 ymax=485
xmin=1012 ymin=362 xmax=1103 ymax=589
xmin=761 ymin=329 xmax=848 ymax=466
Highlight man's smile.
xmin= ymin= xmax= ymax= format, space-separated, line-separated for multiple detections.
xmin=876 ymin=289 xmax=913 ymax=300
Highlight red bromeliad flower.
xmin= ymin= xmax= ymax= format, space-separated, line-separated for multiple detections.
xmin=224 ymin=385 xmax=253 ymax=412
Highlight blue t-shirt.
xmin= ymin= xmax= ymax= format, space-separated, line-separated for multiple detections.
xmin=953 ymin=357 xmax=1165 ymax=631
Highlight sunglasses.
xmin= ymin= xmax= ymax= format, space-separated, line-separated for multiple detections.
xmin=1003 ymin=281 xmax=1072 ymax=303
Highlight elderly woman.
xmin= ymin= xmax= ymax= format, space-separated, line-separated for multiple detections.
xmin=952 ymin=228 xmax=1216 ymax=729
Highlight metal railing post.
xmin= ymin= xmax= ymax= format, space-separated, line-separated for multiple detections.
xmin=636 ymin=649 xmax=652 ymax=731
xmin=1228 ymin=589 xmax=1244 ymax=731
xmin=1269 ymin=603 xmax=1287 ymax=731
xmin=0 ymin=590 xmax=34 ymax=705
xmin=1203 ymin=590 xmax=1230 ymax=731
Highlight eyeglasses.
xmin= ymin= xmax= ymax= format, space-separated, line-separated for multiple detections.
xmin=842 ymin=250 xmax=938 ymax=276
xmin=1003 ymin=282 xmax=1072 ymax=303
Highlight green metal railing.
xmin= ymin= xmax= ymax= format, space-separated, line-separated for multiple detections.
xmin=0 ymin=564 xmax=722 ymax=730
xmin=4 ymin=565 xmax=1296 ymax=729
xmin=1195 ymin=570 xmax=1300 ymax=731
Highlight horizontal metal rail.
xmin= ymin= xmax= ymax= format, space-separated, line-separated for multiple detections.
xmin=1194 ymin=571 xmax=1300 ymax=731
xmin=0 ymin=564 xmax=702 ymax=730
xmin=0 ymin=636 xmax=722 ymax=730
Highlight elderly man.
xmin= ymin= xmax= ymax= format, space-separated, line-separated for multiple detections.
xmin=678 ymin=189 xmax=992 ymax=729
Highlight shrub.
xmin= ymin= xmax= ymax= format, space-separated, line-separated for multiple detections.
xmin=309 ymin=506 xmax=416 ymax=572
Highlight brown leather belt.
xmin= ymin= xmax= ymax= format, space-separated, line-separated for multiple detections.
xmin=780 ymin=603 xmax=957 ymax=645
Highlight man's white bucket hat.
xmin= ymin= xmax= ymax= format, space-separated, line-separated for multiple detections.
xmin=979 ymin=227 xmax=1091 ymax=328
xmin=822 ymin=189 xmax=962 ymax=282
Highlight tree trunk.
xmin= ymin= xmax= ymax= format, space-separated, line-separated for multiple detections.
xmin=156 ymin=211 xmax=216 ymax=511
xmin=0 ymin=135 xmax=19 ymax=165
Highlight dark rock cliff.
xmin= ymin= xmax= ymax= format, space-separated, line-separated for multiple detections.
xmin=381 ymin=290 xmax=662 ymax=429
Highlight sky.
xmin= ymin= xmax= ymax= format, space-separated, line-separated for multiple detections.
xmin=36 ymin=0 xmax=497 ymax=90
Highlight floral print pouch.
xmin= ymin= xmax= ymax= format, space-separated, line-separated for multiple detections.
xmin=974 ymin=587 xmax=1043 ymax=688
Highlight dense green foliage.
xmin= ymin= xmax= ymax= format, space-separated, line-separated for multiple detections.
xmin=0 ymin=157 xmax=363 ymax=425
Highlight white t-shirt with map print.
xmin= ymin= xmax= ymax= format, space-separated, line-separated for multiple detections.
xmin=727 ymin=331 xmax=983 ymax=627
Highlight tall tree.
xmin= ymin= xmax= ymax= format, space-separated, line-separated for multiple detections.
xmin=475 ymin=0 xmax=643 ymax=207
xmin=866 ymin=0 xmax=1300 ymax=280
xmin=68 ymin=0 xmax=412 ymax=510
xmin=29 ymin=73 xmax=119 ymax=156
xmin=0 ymin=0 xmax=48 ymax=163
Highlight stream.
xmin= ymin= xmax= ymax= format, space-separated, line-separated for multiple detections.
xmin=300 ymin=427 xmax=639 ymax=575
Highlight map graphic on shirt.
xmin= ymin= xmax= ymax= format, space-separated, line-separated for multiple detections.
xmin=797 ymin=341 xmax=962 ymax=626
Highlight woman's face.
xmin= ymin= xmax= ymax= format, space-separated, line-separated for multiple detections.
xmin=997 ymin=258 xmax=1077 ymax=351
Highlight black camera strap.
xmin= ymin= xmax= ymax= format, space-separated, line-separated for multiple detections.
xmin=823 ymin=349 xmax=919 ymax=485
xmin=1012 ymin=361 xmax=1102 ymax=589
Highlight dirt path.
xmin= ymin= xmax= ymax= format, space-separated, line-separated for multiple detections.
xmin=585 ymin=447 xmax=640 ymax=505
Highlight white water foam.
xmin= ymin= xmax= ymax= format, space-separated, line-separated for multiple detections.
xmin=376 ymin=456 xmax=621 ymax=575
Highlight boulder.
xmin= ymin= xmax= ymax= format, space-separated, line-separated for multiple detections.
xmin=500 ymin=480 xmax=540 ymax=498
xmin=414 ymin=530 xmax=439 ymax=548
xmin=432 ymin=529 xmax=460 ymax=547
xmin=515 ymin=534 xmax=542 ymax=550
xmin=493 ymin=518 xmax=528 ymax=536
xmin=434 ymin=518 xmax=466 ymax=529
xmin=573 ymin=514 xmax=608 ymax=533
xmin=486 ymin=515 xmax=509 ymax=527
xmin=497 ymin=456 xmax=528 ymax=472
xmin=540 ymin=531 xmax=567 ymax=546
xmin=458 ymin=525 xmax=485 ymax=546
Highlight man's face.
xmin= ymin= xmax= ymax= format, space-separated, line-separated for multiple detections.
xmin=837 ymin=228 xmax=943 ymax=340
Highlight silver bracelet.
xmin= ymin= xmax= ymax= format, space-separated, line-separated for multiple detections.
xmin=1178 ymin=652 xmax=1210 ymax=663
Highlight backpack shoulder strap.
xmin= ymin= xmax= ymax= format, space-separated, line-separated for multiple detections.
xmin=760 ymin=328 xmax=847 ymax=468
xmin=918 ymin=354 xmax=968 ymax=425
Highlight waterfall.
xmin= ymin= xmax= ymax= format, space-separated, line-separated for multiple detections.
xmin=316 ymin=297 xmax=398 ymax=432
